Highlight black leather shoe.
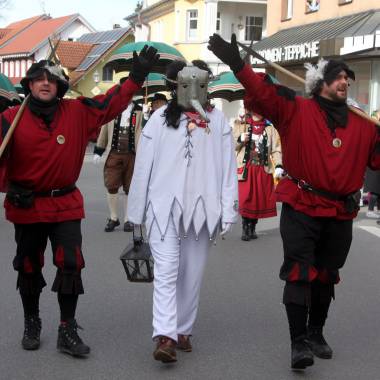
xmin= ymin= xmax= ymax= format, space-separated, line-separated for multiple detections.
xmin=57 ymin=319 xmax=90 ymax=356
xmin=22 ymin=315 xmax=41 ymax=350
xmin=306 ymin=327 xmax=333 ymax=359
xmin=104 ymin=218 xmax=120 ymax=232
xmin=123 ymin=221 xmax=134 ymax=232
xmin=291 ymin=336 xmax=314 ymax=370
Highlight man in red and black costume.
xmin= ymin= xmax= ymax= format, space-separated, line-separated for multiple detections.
xmin=0 ymin=46 xmax=158 ymax=356
xmin=208 ymin=34 xmax=380 ymax=370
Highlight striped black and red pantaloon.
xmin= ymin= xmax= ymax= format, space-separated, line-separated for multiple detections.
xmin=279 ymin=203 xmax=353 ymax=338
xmin=13 ymin=220 xmax=85 ymax=295
xmin=279 ymin=203 xmax=352 ymax=306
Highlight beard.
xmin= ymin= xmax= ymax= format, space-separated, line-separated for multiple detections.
xmin=328 ymin=88 xmax=347 ymax=104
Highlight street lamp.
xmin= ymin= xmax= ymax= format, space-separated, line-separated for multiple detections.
xmin=93 ymin=70 xmax=100 ymax=84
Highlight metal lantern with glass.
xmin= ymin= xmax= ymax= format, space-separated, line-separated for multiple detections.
xmin=120 ymin=226 xmax=154 ymax=283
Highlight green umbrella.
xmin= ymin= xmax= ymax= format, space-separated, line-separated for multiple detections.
xmin=208 ymin=71 xmax=279 ymax=102
xmin=137 ymin=73 xmax=166 ymax=96
xmin=0 ymin=74 xmax=21 ymax=104
xmin=208 ymin=71 xmax=244 ymax=102
xmin=107 ymin=41 xmax=186 ymax=74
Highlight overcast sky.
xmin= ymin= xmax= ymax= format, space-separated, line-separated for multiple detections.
xmin=1 ymin=0 xmax=139 ymax=31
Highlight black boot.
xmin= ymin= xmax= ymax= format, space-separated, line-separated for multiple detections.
xmin=22 ymin=315 xmax=41 ymax=350
xmin=306 ymin=326 xmax=333 ymax=359
xmin=104 ymin=218 xmax=120 ymax=232
xmin=57 ymin=319 xmax=90 ymax=356
xmin=249 ymin=219 xmax=258 ymax=240
xmin=241 ymin=219 xmax=251 ymax=241
xmin=123 ymin=221 xmax=134 ymax=232
xmin=291 ymin=335 xmax=314 ymax=370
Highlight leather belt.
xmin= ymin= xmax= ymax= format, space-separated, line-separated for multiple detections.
xmin=35 ymin=184 xmax=76 ymax=198
xmin=287 ymin=175 xmax=348 ymax=201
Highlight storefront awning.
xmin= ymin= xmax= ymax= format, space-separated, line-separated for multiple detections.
xmin=250 ymin=9 xmax=380 ymax=64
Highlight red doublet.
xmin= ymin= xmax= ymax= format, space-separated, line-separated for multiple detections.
xmin=0 ymin=78 xmax=141 ymax=223
xmin=236 ymin=64 xmax=380 ymax=219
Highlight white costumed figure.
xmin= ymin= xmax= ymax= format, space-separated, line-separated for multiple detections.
xmin=128 ymin=60 xmax=238 ymax=363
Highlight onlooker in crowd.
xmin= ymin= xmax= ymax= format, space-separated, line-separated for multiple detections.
xmin=233 ymin=112 xmax=283 ymax=240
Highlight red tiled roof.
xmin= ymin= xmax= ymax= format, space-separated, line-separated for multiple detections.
xmin=0 ymin=15 xmax=45 ymax=47
xmin=0 ymin=14 xmax=76 ymax=56
xmin=55 ymin=40 xmax=94 ymax=69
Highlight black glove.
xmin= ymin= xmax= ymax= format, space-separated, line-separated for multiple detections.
xmin=207 ymin=33 xmax=244 ymax=73
xmin=93 ymin=145 xmax=105 ymax=156
xmin=129 ymin=45 xmax=160 ymax=84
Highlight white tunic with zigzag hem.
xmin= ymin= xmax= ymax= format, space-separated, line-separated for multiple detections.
xmin=127 ymin=105 xmax=238 ymax=240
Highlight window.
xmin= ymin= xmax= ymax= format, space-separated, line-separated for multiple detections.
xmin=187 ymin=10 xmax=198 ymax=40
xmin=306 ymin=0 xmax=320 ymax=13
xmin=281 ymin=0 xmax=293 ymax=21
xmin=102 ymin=65 xmax=113 ymax=82
xmin=339 ymin=0 xmax=352 ymax=5
xmin=216 ymin=11 xmax=221 ymax=32
xmin=245 ymin=16 xmax=263 ymax=41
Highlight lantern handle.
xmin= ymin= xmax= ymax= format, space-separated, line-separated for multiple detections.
xmin=132 ymin=224 xmax=144 ymax=245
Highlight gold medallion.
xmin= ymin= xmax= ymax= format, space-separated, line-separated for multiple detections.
xmin=57 ymin=135 xmax=65 ymax=145
xmin=332 ymin=138 xmax=342 ymax=148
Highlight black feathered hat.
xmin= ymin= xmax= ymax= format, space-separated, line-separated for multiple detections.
xmin=21 ymin=60 xmax=69 ymax=98
xmin=304 ymin=58 xmax=355 ymax=96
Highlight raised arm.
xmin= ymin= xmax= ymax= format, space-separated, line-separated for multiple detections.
xmin=207 ymin=34 xmax=297 ymax=132
xmin=79 ymin=46 xmax=159 ymax=137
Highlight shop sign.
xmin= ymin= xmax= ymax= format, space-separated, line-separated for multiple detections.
xmin=257 ymin=41 xmax=319 ymax=63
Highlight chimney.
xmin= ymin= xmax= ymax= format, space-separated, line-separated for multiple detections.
xmin=113 ymin=24 xmax=121 ymax=29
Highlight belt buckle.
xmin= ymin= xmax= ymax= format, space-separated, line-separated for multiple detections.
xmin=50 ymin=189 xmax=60 ymax=197
xmin=297 ymin=179 xmax=306 ymax=189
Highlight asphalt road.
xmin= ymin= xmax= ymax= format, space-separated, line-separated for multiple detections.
xmin=1 ymin=160 xmax=380 ymax=380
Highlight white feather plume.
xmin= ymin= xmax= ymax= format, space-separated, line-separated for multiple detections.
xmin=304 ymin=58 xmax=328 ymax=95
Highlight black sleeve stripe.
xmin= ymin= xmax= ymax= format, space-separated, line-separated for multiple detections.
xmin=81 ymin=85 xmax=121 ymax=110
xmin=1 ymin=115 xmax=11 ymax=139
xmin=264 ymin=74 xmax=296 ymax=101
xmin=276 ymin=86 xmax=296 ymax=101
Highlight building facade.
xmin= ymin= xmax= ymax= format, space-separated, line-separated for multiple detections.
xmin=0 ymin=14 xmax=95 ymax=85
xmin=255 ymin=0 xmax=380 ymax=113
xmin=127 ymin=0 xmax=268 ymax=121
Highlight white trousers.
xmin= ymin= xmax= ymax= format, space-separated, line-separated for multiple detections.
xmin=149 ymin=217 xmax=211 ymax=341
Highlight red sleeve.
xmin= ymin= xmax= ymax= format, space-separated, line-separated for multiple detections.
xmin=235 ymin=64 xmax=298 ymax=134
xmin=0 ymin=108 xmax=15 ymax=145
xmin=368 ymin=126 xmax=380 ymax=170
xmin=77 ymin=77 xmax=141 ymax=138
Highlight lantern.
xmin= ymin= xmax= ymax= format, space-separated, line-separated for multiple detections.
xmin=120 ymin=226 xmax=154 ymax=282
